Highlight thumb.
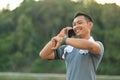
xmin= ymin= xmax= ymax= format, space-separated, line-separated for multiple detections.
xmin=51 ymin=39 xmax=56 ymax=47
xmin=51 ymin=42 xmax=60 ymax=50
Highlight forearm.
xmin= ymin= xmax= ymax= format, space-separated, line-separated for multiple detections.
xmin=66 ymin=38 xmax=92 ymax=50
xmin=65 ymin=38 xmax=100 ymax=54
xmin=39 ymin=41 xmax=55 ymax=59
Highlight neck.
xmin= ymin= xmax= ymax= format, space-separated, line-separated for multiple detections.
xmin=78 ymin=34 xmax=91 ymax=40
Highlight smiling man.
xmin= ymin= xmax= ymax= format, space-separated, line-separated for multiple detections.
xmin=40 ymin=12 xmax=104 ymax=80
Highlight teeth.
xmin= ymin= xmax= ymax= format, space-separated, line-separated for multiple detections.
xmin=76 ymin=30 xmax=79 ymax=33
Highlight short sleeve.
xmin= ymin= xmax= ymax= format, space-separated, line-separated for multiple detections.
xmin=90 ymin=41 xmax=104 ymax=70
xmin=90 ymin=41 xmax=104 ymax=57
xmin=96 ymin=41 xmax=104 ymax=58
xmin=54 ymin=45 xmax=66 ymax=59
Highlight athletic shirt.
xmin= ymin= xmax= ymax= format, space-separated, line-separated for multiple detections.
xmin=54 ymin=37 xmax=104 ymax=80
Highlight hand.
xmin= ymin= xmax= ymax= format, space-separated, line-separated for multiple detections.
xmin=51 ymin=38 xmax=56 ymax=48
xmin=51 ymin=36 xmax=62 ymax=50
xmin=57 ymin=27 xmax=73 ymax=37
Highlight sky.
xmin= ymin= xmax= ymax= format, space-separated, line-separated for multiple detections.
xmin=96 ymin=0 xmax=120 ymax=5
xmin=0 ymin=0 xmax=120 ymax=11
xmin=0 ymin=0 xmax=23 ymax=10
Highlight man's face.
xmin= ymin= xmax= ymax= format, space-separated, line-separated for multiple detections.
xmin=72 ymin=16 xmax=91 ymax=38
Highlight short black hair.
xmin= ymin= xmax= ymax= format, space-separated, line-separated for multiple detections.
xmin=74 ymin=12 xmax=93 ymax=22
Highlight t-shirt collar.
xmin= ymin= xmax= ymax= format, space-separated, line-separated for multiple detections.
xmin=88 ymin=36 xmax=95 ymax=42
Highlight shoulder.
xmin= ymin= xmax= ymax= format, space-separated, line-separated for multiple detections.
xmin=96 ymin=41 xmax=104 ymax=54
xmin=92 ymin=41 xmax=104 ymax=57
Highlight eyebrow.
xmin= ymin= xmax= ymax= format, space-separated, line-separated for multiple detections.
xmin=73 ymin=19 xmax=83 ymax=25
xmin=73 ymin=19 xmax=83 ymax=23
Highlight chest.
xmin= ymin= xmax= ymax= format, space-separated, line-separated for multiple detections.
xmin=65 ymin=48 xmax=91 ymax=63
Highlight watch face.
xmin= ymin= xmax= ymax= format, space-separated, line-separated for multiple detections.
xmin=68 ymin=29 xmax=76 ymax=37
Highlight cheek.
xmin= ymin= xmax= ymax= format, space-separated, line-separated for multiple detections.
xmin=81 ymin=27 xmax=89 ymax=33
xmin=84 ymin=27 xmax=90 ymax=33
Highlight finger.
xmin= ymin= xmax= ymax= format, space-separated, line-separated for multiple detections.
xmin=51 ymin=42 xmax=60 ymax=50
xmin=51 ymin=37 xmax=56 ymax=49
xmin=51 ymin=39 xmax=56 ymax=47
xmin=55 ymin=42 xmax=60 ymax=49
xmin=66 ymin=27 xmax=72 ymax=30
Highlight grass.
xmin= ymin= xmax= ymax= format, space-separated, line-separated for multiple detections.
xmin=0 ymin=72 xmax=120 ymax=80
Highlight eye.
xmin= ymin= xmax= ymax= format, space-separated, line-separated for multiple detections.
xmin=77 ymin=21 xmax=82 ymax=24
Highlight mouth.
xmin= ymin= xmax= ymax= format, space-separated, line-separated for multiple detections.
xmin=74 ymin=30 xmax=80 ymax=36
xmin=76 ymin=30 xmax=79 ymax=33
xmin=73 ymin=26 xmax=82 ymax=34
xmin=75 ymin=28 xmax=82 ymax=33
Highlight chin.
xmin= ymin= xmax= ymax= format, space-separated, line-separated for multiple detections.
xmin=77 ymin=35 xmax=81 ymax=38
xmin=77 ymin=34 xmax=83 ymax=38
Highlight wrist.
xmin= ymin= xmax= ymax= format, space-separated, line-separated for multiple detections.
xmin=62 ymin=36 xmax=67 ymax=45
xmin=57 ymin=33 xmax=65 ymax=37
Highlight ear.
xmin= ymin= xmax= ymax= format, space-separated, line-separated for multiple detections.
xmin=88 ymin=22 xmax=93 ymax=30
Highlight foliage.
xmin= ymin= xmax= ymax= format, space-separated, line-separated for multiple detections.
xmin=0 ymin=0 xmax=120 ymax=75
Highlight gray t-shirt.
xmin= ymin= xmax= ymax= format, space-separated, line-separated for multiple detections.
xmin=54 ymin=37 xmax=104 ymax=80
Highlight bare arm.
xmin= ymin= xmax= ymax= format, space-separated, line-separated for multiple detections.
xmin=52 ymin=37 xmax=101 ymax=54
xmin=66 ymin=38 xmax=101 ymax=54
xmin=39 ymin=27 xmax=72 ymax=59
xmin=39 ymin=41 xmax=55 ymax=59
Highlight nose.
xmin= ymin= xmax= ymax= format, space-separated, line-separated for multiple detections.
xmin=73 ymin=26 xmax=79 ymax=31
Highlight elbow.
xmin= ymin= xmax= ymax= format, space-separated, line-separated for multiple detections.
xmin=90 ymin=47 xmax=100 ymax=54
xmin=88 ymin=42 xmax=101 ymax=54
xmin=39 ymin=52 xmax=46 ymax=59
xmin=90 ymin=45 xmax=101 ymax=54
xmin=39 ymin=52 xmax=43 ymax=58
xmin=39 ymin=51 xmax=54 ymax=59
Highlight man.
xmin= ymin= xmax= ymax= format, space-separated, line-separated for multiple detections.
xmin=40 ymin=12 xmax=104 ymax=80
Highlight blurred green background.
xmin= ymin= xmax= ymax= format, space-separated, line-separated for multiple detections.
xmin=0 ymin=72 xmax=120 ymax=80
xmin=0 ymin=0 xmax=120 ymax=77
